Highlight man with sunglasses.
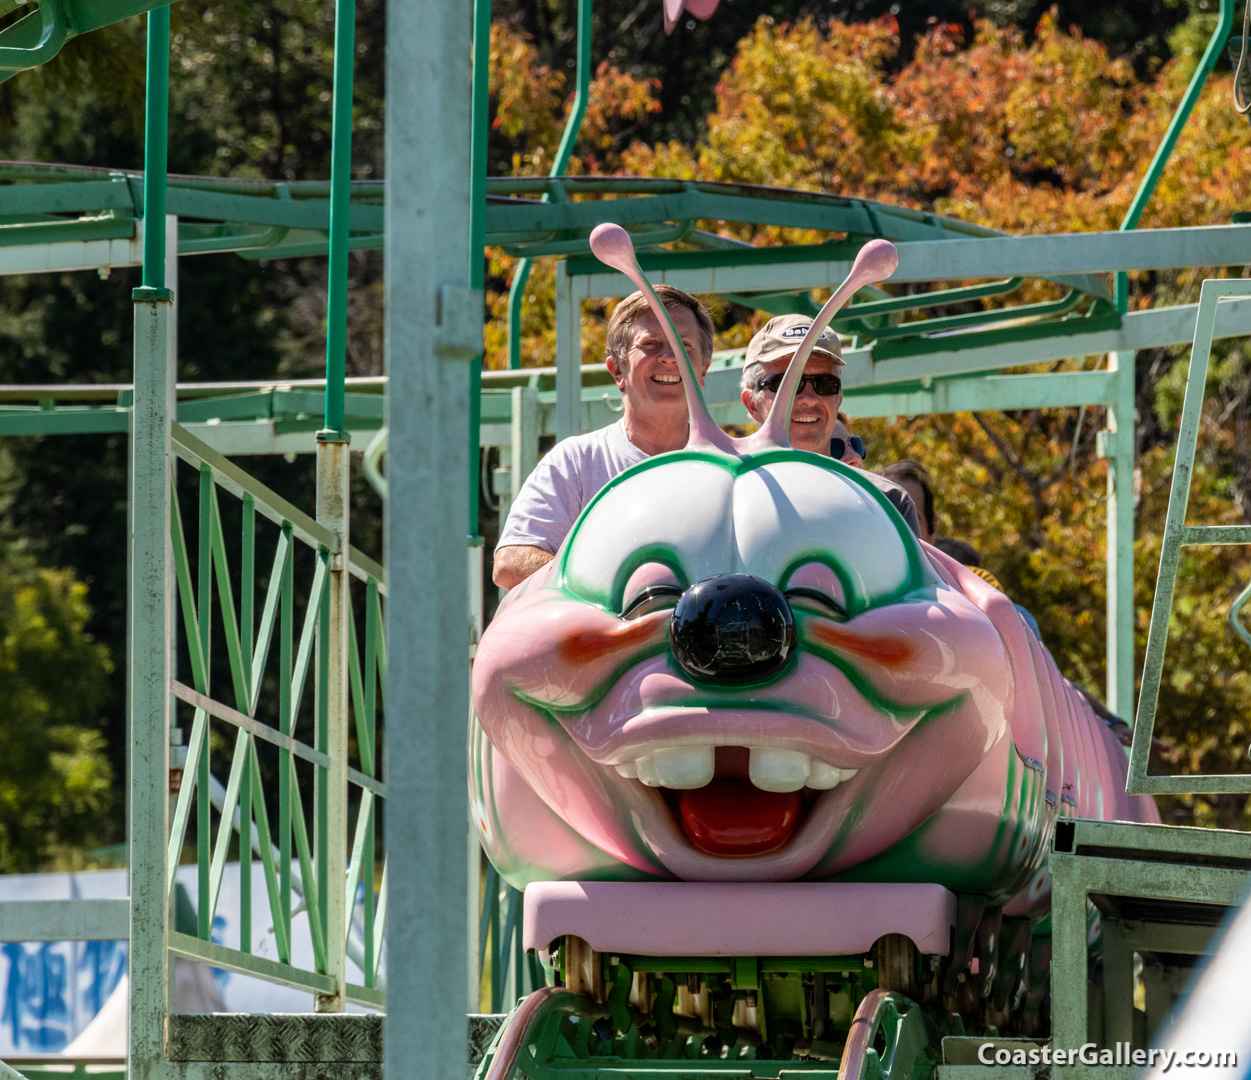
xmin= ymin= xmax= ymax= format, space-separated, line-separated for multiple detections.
xmin=740 ymin=314 xmax=921 ymax=537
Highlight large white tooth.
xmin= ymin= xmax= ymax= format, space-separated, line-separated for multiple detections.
xmin=806 ymin=761 xmax=842 ymax=790
xmin=837 ymin=768 xmax=859 ymax=782
xmin=653 ymin=747 xmax=715 ymax=789
xmin=615 ymin=760 xmax=639 ymax=779
xmin=749 ymin=749 xmax=811 ymax=793
xmin=636 ymin=754 xmax=661 ymax=787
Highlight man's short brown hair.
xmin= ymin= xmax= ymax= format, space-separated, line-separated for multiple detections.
xmin=605 ymin=285 xmax=714 ymax=368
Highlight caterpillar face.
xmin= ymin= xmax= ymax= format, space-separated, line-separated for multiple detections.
xmin=472 ymin=448 xmax=1015 ymax=884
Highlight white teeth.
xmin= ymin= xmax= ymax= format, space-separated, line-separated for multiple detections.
xmin=653 ymin=747 xmax=715 ymax=789
xmin=806 ymin=760 xmax=840 ymax=789
xmin=807 ymin=762 xmax=857 ymax=789
xmin=614 ymin=746 xmax=856 ymax=794
xmin=636 ymin=754 xmax=661 ymax=787
xmin=749 ymin=748 xmax=811 ymax=793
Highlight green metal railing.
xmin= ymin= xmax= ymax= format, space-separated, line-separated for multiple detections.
xmin=1129 ymin=276 xmax=1251 ymax=795
xmin=478 ymin=868 xmax=543 ymax=1013
xmin=165 ymin=423 xmax=386 ymax=1007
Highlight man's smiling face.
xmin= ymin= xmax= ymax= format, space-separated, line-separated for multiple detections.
xmin=744 ymin=351 xmax=843 ymax=454
xmin=609 ymin=306 xmax=709 ymax=417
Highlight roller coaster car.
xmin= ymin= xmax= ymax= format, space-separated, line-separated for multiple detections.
xmin=470 ymin=229 xmax=1158 ymax=1079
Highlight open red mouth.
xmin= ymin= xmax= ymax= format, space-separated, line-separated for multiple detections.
xmin=668 ymin=747 xmax=809 ymax=857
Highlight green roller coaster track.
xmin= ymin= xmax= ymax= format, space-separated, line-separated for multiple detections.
xmin=0 ymin=0 xmax=1243 ymax=1078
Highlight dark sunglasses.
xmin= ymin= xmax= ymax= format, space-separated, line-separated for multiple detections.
xmin=755 ymin=372 xmax=842 ymax=397
xmin=831 ymin=435 xmax=866 ymax=461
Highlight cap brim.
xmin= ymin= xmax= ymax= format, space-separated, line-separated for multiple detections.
xmin=750 ymin=344 xmax=844 ymax=368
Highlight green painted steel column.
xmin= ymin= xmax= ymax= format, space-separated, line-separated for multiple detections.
xmin=130 ymin=7 xmax=172 ymax=1079
xmin=314 ymin=441 xmax=349 ymax=1012
xmin=1048 ymin=853 xmax=1089 ymax=1080
xmin=315 ymin=0 xmax=355 ymax=1012
xmin=1104 ymin=0 xmax=1232 ymax=718
xmin=466 ymin=2 xmax=490 ymax=1009
xmin=469 ymin=0 xmax=489 ymax=535
xmin=385 ymin=0 xmax=476 ymax=1072
xmin=506 ymin=0 xmax=591 ymax=370
xmin=1105 ymin=350 xmax=1135 ymax=718
xmin=140 ymin=7 xmax=168 ymax=291
xmin=322 ymin=0 xmax=355 ymax=439
xmin=554 ymin=260 xmax=581 ymax=440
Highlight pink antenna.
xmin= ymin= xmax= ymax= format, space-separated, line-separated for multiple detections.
xmin=754 ymin=239 xmax=899 ymax=449
xmin=589 ymin=223 xmax=734 ymax=453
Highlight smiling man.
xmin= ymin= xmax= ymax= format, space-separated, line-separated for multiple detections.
xmin=740 ymin=314 xmax=921 ymax=538
xmin=493 ymin=285 xmax=714 ymax=589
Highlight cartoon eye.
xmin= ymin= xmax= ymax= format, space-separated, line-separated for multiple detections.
xmin=784 ymin=587 xmax=847 ymax=621
xmin=562 ymin=460 xmax=735 ymax=611
xmin=621 ymin=562 xmax=683 ymax=619
xmin=622 ymin=584 xmax=683 ymax=620
xmin=783 ymin=562 xmax=848 ymax=620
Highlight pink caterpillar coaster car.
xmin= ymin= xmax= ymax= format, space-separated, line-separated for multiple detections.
xmin=470 ymin=227 xmax=1157 ymax=915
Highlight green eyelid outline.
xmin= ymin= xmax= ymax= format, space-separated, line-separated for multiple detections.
xmin=610 ymin=547 xmax=688 ymax=614
xmin=780 ymin=551 xmax=861 ymax=617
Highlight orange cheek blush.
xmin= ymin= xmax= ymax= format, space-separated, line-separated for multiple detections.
xmin=807 ymin=621 xmax=915 ymax=669
xmin=556 ymin=615 xmax=668 ymax=666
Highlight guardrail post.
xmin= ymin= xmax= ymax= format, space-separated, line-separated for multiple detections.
xmin=315 ymin=433 xmax=350 ymax=1012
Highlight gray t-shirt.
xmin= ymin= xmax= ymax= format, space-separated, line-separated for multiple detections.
xmin=497 ymin=419 xmax=647 ymax=554
xmin=496 ymin=418 xmax=921 ymax=555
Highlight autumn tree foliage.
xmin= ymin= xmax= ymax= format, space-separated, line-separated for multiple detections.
xmin=489 ymin=8 xmax=1251 ymax=825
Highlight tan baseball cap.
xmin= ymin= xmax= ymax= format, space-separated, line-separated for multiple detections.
xmin=745 ymin=314 xmax=844 ymax=368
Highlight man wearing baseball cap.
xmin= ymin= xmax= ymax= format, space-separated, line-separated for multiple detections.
xmin=739 ymin=314 xmax=921 ymax=537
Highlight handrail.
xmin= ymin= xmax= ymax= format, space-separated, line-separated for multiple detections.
xmin=506 ymin=0 xmax=592 ymax=368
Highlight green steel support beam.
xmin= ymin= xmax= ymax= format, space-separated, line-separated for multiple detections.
xmin=1114 ymin=0 xmax=1234 ymax=314
xmin=129 ymin=8 xmax=171 ymax=1079
xmin=315 ymin=440 xmax=350 ymax=1011
xmin=1130 ymin=278 xmax=1251 ymax=794
xmin=321 ymin=0 xmax=356 ymax=439
xmin=567 ymin=224 xmax=1251 ymax=298
xmin=467 ymin=7 xmax=490 ymax=994
xmin=0 ymin=899 xmax=129 ymax=941
xmin=140 ymin=8 xmax=168 ymax=291
xmin=1105 ymin=350 xmax=1136 ymax=718
xmin=385 ymin=0 xmax=474 ymax=1074
xmin=1101 ymin=0 xmax=1233 ymax=718
xmin=843 ymin=370 xmax=1119 ymax=418
xmin=0 ymin=0 xmax=68 ymax=76
xmin=312 ymin=0 xmax=355 ymax=1015
xmin=506 ymin=0 xmax=590 ymax=369
xmin=554 ymin=259 xmax=581 ymax=441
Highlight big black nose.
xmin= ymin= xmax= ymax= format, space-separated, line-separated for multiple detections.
xmin=669 ymin=574 xmax=796 ymax=684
